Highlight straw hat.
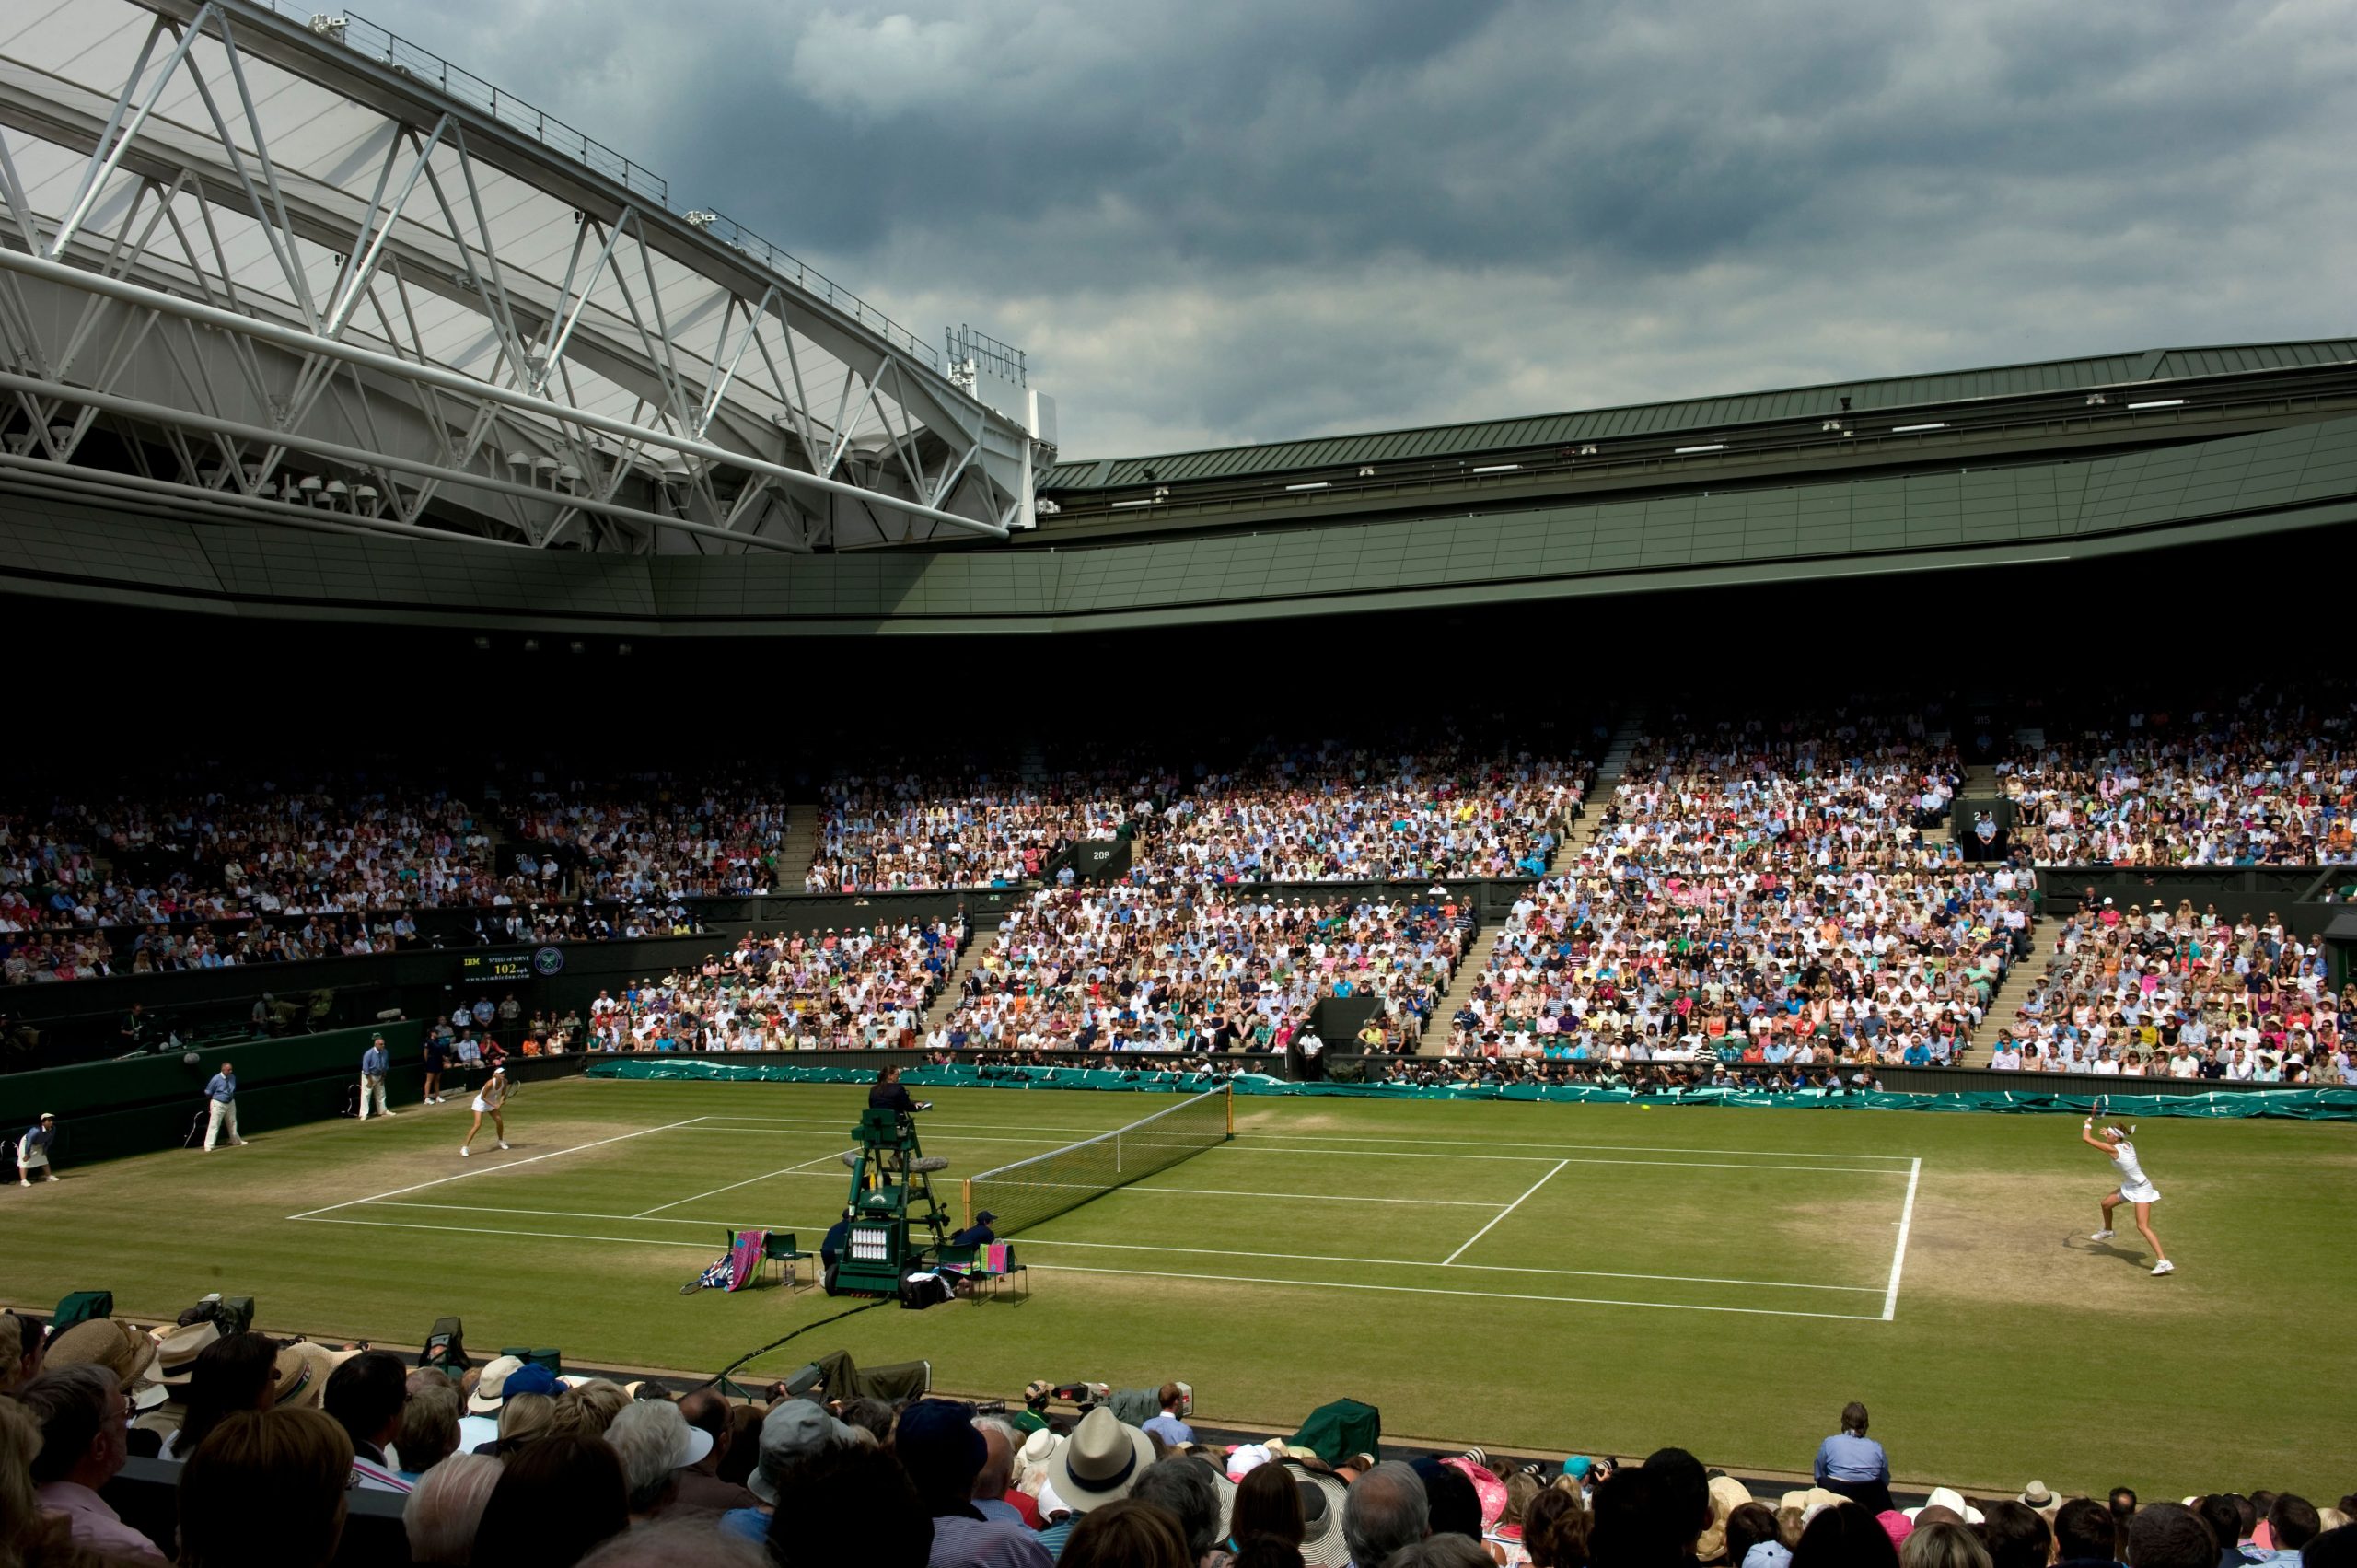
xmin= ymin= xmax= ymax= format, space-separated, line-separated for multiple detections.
xmin=1051 ymin=1407 xmax=1155 ymax=1515
xmin=466 ymin=1354 xmax=526 ymax=1415
xmin=1293 ymin=1469 xmax=1352 ymax=1568
xmin=46 ymin=1318 xmax=159 ymax=1386
xmin=1697 ymin=1475 xmax=1756 ymax=1562
xmin=272 ymin=1342 xmax=334 ymax=1411
xmin=1907 ymin=1487 xmax=1986 ymax=1526
xmin=148 ymin=1322 xmax=225 ymax=1386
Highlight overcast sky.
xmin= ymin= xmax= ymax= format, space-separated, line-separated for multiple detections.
xmin=378 ymin=0 xmax=2355 ymax=459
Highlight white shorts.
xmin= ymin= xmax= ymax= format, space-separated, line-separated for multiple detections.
xmin=471 ymin=1097 xmax=497 ymax=1115
xmin=2119 ymin=1180 xmax=2160 ymax=1204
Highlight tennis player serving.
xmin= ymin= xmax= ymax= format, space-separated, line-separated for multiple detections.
xmin=2081 ymin=1117 xmax=2172 ymax=1275
xmin=460 ymin=1066 xmax=514 ymax=1158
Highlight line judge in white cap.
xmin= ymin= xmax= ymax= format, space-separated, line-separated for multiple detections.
xmin=17 ymin=1111 xmax=60 ymax=1186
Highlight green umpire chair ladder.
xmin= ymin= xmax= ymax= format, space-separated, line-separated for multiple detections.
xmin=826 ymin=1108 xmax=952 ymax=1295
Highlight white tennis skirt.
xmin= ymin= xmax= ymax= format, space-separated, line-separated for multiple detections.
xmin=2119 ymin=1179 xmax=2160 ymax=1204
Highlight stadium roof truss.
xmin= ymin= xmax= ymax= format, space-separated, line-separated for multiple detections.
xmin=0 ymin=0 xmax=1045 ymax=553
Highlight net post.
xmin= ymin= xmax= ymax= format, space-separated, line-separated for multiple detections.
xmin=1225 ymin=1085 xmax=1234 ymax=1137
xmin=960 ymin=1178 xmax=973 ymax=1230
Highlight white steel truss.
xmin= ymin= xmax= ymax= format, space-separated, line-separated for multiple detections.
xmin=0 ymin=0 xmax=1047 ymax=552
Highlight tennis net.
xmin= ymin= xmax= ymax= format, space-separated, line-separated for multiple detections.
xmin=961 ymin=1087 xmax=1233 ymax=1236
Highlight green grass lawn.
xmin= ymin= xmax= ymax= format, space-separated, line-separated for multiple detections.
xmin=7 ymin=1077 xmax=2351 ymax=1502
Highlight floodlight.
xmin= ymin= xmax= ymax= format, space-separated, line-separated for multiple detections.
xmin=1471 ymin=462 xmax=1519 ymax=473
xmin=1672 ymin=445 xmax=1724 ymax=455
xmin=324 ymin=480 xmax=348 ymax=495
xmin=1284 ymin=482 xmax=1328 ymax=492
xmin=2126 ymin=398 xmax=2185 ymax=410
xmin=1892 ymin=422 xmax=1945 ymax=433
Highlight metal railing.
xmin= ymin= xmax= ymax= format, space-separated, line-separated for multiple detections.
xmin=255 ymin=4 xmax=944 ymax=369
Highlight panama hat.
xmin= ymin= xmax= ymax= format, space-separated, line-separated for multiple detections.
xmin=1907 ymin=1487 xmax=1986 ymax=1526
xmin=1697 ymin=1475 xmax=1757 ymax=1562
xmin=45 ymin=1318 xmax=159 ymax=1387
xmin=2020 ymin=1481 xmax=2057 ymax=1509
xmin=466 ymin=1354 xmax=526 ymax=1415
xmin=1294 ymin=1470 xmax=1352 ymax=1568
xmin=1051 ymin=1406 xmax=1155 ymax=1515
xmin=148 ymin=1321 xmax=226 ymax=1386
xmin=272 ymin=1342 xmax=334 ymax=1411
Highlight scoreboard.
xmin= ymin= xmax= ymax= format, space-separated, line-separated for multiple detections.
xmin=459 ymin=947 xmax=563 ymax=985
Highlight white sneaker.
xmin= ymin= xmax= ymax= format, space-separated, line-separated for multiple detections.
xmin=496 ymin=1141 xmax=509 ymax=1150
xmin=383 ymin=1110 xmax=397 ymax=1118
xmin=2089 ymin=1229 xmax=2115 ymax=1240
xmin=2152 ymin=1260 xmax=2175 ymax=1275
xmin=459 ymin=1146 xmax=470 ymax=1157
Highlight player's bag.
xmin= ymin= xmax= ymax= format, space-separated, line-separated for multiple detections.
xmin=897 ymin=1271 xmax=954 ymax=1311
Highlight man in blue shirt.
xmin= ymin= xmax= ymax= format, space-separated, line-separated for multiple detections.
xmin=1141 ymin=1383 xmax=1194 ymax=1447
xmin=201 ymin=1062 xmax=246 ymax=1151
xmin=358 ymin=1034 xmax=394 ymax=1121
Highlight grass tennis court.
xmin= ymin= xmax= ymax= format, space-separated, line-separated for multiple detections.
xmin=7 ymin=1078 xmax=2352 ymax=1501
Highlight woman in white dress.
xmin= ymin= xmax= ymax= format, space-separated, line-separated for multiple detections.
xmin=2081 ymin=1119 xmax=2173 ymax=1275
xmin=460 ymin=1067 xmax=513 ymax=1158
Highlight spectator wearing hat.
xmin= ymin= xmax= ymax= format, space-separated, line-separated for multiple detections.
xmin=41 ymin=1317 xmax=157 ymax=1400
xmin=673 ymin=1388 xmax=761 ymax=1512
xmin=16 ymin=1111 xmax=59 ymax=1184
xmin=1134 ymin=1455 xmax=1234 ymax=1568
xmin=606 ymin=1400 xmax=707 ymax=1520
xmin=720 ymin=1398 xmax=857 ymax=1543
xmin=896 ymin=1398 xmax=1052 ymax=1568
xmin=1041 ymin=1407 xmax=1159 ymax=1558
xmin=17 ymin=1363 xmax=168 ymax=1561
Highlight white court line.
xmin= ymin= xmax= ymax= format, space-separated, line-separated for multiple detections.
xmin=285 ymin=1119 xmax=709 ymax=1220
xmin=1882 ymin=1157 xmax=1923 ymax=1321
xmin=632 ymin=1149 xmax=850 ymax=1217
xmin=687 ymin=1111 xmax=1917 ymax=1164
xmin=289 ymin=1215 xmax=1879 ymax=1314
xmin=1028 ymin=1262 xmax=1882 ymax=1321
xmin=1239 ymin=1146 xmax=1899 ymax=1175
xmin=1004 ymin=1235 xmax=1882 ymax=1292
xmin=1125 ymin=1185 xmax=1504 ymax=1208
xmin=1236 ymin=1130 xmax=1918 ymax=1162
xmin=295 ymin=1215 xmax=720 ymax=1250
xmin=1444 ymin=1159 xmax=1569 ymax=1265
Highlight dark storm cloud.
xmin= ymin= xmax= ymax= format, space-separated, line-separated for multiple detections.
xmin=373 ymin=0 xmax=2357 ymax=454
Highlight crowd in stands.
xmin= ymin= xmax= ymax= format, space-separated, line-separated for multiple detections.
xmin=1985 ymin=899 xmax=2355 ymax=1082
xmin=586 ymin=920 xmax=968 ymax=1051
xmin=3 ymin=1308 xmax=2349 ymax=1568
xmin=2000 ymin=688 xmax=2357 ymax=867
xmin=807 ymin=738 xmax=1591 ymax=893
xmin=508 ymin=778 xmax=795 ymax=900
xmin=1443 ymin=712 xmax=2026 ymax=1066
xmin=806 ymin=769 xmax=1143 ymax=892
xmin=931 ymin=880 xmax=1473 ymax=1053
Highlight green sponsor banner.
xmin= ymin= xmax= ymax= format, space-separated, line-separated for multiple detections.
xmin=586 ymin=1059 xmax=2357 ymax=1121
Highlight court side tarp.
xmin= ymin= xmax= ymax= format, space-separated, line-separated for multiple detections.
xmin=586 ymin=1060 xmax=2357 ymax=1120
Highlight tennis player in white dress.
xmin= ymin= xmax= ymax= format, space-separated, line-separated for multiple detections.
xmin=460 ymin=1067 xmax=513 ymax=1157
xmin=2081 ymin=1119 xmax=2172 ymax=1275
